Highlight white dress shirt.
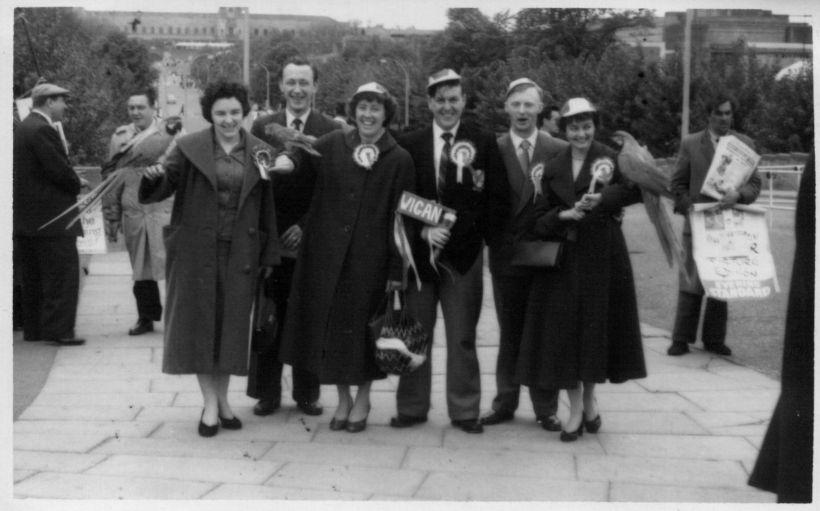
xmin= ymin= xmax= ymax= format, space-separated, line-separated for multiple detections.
xmin=286 ymin=110 xmax=310 ymax=132
xmin=433 ymin=121 xmax=460 ymax=183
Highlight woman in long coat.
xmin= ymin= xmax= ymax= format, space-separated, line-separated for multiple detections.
xmin=516 ymin=98 xmax=646 ymax=441
xmin=280 ymin=83 xmax=415 ymax=433
xmin=140 ymin=81 xmax=294 ymax=437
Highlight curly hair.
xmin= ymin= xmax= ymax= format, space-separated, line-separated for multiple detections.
xmin=129 ymin=86 xmax=158 ymax=107
xmin=348 ymin=90 xmax=398 ymax=127
xmin=558 ymin=111 xmax=600 ymax=133
xmin=200 ymin=80 xmax=251 ymax=124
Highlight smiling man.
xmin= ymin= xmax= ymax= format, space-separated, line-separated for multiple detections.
xmin=482 ymin=78 xmax=568 ymax=431
xmin=392 ymin=69 xmax=508 ymax=434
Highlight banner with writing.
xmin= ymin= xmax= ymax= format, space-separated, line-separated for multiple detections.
xmin=76 ymin=203 xmax=108 ymax=255
xmin=397 ymin=191 xmax=456 ymax=227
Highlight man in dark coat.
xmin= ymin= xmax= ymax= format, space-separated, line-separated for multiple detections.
xmin=13 ymin=83 xmax=86 ymax=346
xmin=247 ymin=58 xmax=341 ymax=417
xmin=668 ymin=95 xmax=761 ymax=356
xmin=482 ymin=78 xmax=568 ymax=431
xmin=391 ymin=69 xmax=508 ymax=434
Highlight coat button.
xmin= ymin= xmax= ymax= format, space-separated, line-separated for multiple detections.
xmin=248 ymin=227 xmax=257 ymax=235
xmin=343 ymin=225 xmax=351 ymax=233
xmin=243 ymin=265 xmax=252 ymax=274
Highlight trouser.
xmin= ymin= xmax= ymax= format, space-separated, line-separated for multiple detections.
xmin=16 ymin=235 xmax=80 ymax=340
xmin=672 ymin=291 xmax=728 ymax=345
xmin=247 ymin=258 xmax=320 ymax=404
xmin=491 ymin=271 xmax=559 ymax=417
xmin=396 ymin=253 xmax=483 ymax=421
xmin=133 ymin=280 xmax=162 ymax=321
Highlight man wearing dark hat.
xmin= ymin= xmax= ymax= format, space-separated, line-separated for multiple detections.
xmin=391 ymin=69 xmax=508 ymax=434
xmin=482 ymin=78 xmax=567 ymax=431
xmin=246 ymin=58 xmax=341 ymax=417
xmin=13 ymin=83 xmax=86 ymax=346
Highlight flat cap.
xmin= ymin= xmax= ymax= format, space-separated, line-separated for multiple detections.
xmin=505 ymin=77 xmax=539 ymax=99
xmin=31 ymin=83 xmax=70 ymax=99
xmin=427 ymin=68 xmax=461 ymax=94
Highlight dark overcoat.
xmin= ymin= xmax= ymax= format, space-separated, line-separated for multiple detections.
xmin=515 ymin=141 xmax=647 ymax=389
xmin=139 ymin=128 xmax=280 ymax=375
xmin=279 ymin=129 xmax=416 ymax=384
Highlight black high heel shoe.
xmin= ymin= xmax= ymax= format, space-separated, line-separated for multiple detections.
xmin=219 ymin=414 xmax=242 ymax=430
xmin=583 ymin=414 xmax=602 ymax=434
xmin=329 ymin=417 xmax=349 ymax=431
xmin=560 ymin=422 xmax=584 ymax=442
xmin=198 ymin=410 xmax=219 ymax=437
xmin=346 ymin=405 xmax=370 ymax=433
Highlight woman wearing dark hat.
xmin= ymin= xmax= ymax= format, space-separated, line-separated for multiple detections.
xmin=140 ymin=80 xmax=294 ymax=437
xmin=516 ymin=97 xmax=647 ymax=441
xmin=279 ymin=82 xmax=415 ymax=433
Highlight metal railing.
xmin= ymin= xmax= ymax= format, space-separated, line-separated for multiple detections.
xmin=759 ymin=165 xmax=804 ymax=227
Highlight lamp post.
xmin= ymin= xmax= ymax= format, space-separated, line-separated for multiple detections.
xmin=258 ymin=63 xmax=271 ymax=111
xmin=380 ymin=58 xmax=410 ymax=129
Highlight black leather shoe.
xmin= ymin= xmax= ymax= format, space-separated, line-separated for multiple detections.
xmin=253 ymin=399 xmax=281 ymax=416
xmin=560 ymin=423 xmax=584 ymax=442
xmin=704 ymin=343 xmax=732 ymax=356
xmin=297 ymin=401 xmax=323 ymax=416
xmin=480 ymin=410 xmax=514 ymax=426
xmin=537 ymin=415 xmax=562 ymax=432
xmin=583 ymin=414 xmax=602 ymax=433
xmin=329 ymin=417 xmax=348 ymax=431
xmin=389 ymin=414 xmax=427 ymax=428
xmin=451 ymin=418 xmax=483 ymax=434
xmin=346 ymin=407 xmax=369 ymax=433
xmin=51 ymin=337 xmax=86 ymax=346
xmin=128 ymin=318 xmax=154 ymax=336
xmin=198 ymin=411 xmax=218 ymax=437
xmin=219 ymin=415 xmax=242 ymax=430
xmin=667 ymin=342 xmax=690 ymax=356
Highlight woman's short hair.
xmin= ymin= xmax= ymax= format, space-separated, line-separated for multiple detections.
xmin=558 ymin=111 xmax=600 ymax=132
xmin=347 ymin=91 xmax=398 ymax=127
xmin=200 ymin=80 xmax=251 ymax=124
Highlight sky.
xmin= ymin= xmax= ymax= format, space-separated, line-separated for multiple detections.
xmin=10 ymin=0 xmax=817 ymax=30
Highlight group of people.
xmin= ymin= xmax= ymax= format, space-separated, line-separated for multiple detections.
xmin=14 ymin=57 xmax=762 ymax=444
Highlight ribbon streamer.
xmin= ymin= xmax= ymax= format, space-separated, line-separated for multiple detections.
xmin=393 ymin=213 xmax=422 ymax=290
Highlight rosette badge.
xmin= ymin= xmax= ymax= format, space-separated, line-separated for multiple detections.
xmin=252 ymin=145 xmax=276 ymax=180
xmin=588 ymin=157 xmax=615 ymax=193
xmin=450 ymin=140 xmax=476 ymax=184
xmin=530 ymin=162 xmax=545 ymax=202
xmin=353 ymin=144 xmax=380 ymax=170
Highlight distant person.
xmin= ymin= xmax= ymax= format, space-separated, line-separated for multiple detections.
xmin=247 ymin=58 xmax=340 ymax=418
xmin=482 ymin=78 xmax=567 ymax=431
xmin=748 ymin=153 xmax=814 ymax=503
xmin=140 ymin=80 xmax=294 ymax=437
xmin=333 ymin=101 xmax=353 ymax=132
xmin=102 ymin=86 xmax=181 ymax=336
xmin=13 ymin=83 xmax=87 ymax=346
xmin=667 ymin=95 xmax=761 ymax=356
xmin=538 ymin=105 xmax=562 ymax=138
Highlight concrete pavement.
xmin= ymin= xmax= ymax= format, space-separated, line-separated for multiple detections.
xmin=12 ymin=251 xmax=779 ymax=502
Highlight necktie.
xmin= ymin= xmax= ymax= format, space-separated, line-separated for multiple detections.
xmin=292 ymin=118 xmax=303 ymax=132
xmin=438 ymin=132 xmax=453 ymax=197
xmin=518 ymin=139 xmax=531 ymax=175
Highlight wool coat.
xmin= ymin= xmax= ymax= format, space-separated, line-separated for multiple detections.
xmin=279 ymin=129 xmax=416 ymax=384
xmin=515 ymin=141 xmax=647 ymax=389
xmin=139 ymin=127 xmax=280 ymax=375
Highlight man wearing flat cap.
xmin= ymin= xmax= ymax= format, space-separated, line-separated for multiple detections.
xmin=392 ymin=69 xmax=508 ymax=434
xmin=482 ymin=78 xmax=568 ymax=431
xmin=13 ymin=83 xmax=86 ymax=346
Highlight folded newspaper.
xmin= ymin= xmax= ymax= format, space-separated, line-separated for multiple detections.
xmin=700 ymin=134 xmax=760 ymax=200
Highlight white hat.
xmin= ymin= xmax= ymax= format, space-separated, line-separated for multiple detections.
xmin=427 ymin=68 xmax=461 ymax=94
xmin=560 ymin=97 xmax=596 ymax=118
xmin=505 ymin=77 xmax=539 ymax=99
xmin=31 ymin=83 xmax=70 ymax=99
xmin=352 ymin=82 xmax=389 ymax=99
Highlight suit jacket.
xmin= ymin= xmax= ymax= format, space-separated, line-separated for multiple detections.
xmin=398 ymin=121 xmax=508 ymax=281
xmin=251 ymin=110 xmax=341 ymax=232
xmin=489 ymin=130 xmax=568 ymax=276
xmin=13 ymin=112 xmax=83 ymax=237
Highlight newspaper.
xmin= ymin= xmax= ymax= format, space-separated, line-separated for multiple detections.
xmin=689 ymin=203 xmax=778 ymax=300
xmin=700 ymin=134 xmax=760 ymax=200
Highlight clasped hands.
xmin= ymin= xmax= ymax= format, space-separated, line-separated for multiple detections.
xmin=559 ymin=193 xmax=602 ymax=221
xmin=421 ymin=225 xmax=451 ymax=250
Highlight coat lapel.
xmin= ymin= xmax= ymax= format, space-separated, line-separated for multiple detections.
xmin=176 ymin=129 xmax=218 ymax=190
xmin=498 ymin=134 xmax=525 ymax=209
xmin=550 ymin=148 xmax=577 ymax=207
xmin=574 ymin=149 xmax=594 ymax=195
xmin=237 ymin=129 xmax=263 ymax=214
xmin=700 ymin=130 xmax=715 ymax=166
xmin=420 ymin=126 xmax=437 ymax=196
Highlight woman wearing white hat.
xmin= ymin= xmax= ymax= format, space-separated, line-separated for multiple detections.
xmin=515 ymin=97 xmax=647 ymax=441
xmin=279 ymin=82 xmax=415 ymax=433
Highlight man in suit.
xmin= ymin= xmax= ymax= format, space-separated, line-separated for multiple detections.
xmin=392 ymin=69 xmax=508 ymax=434
xmin=103 ymin=87 xmax=180 ymax=336
xmin=247 ymin=58 xmax=340 ymax=417
xmin=538 ymin=104 xmax=562 ymax=138
xmin=668 ymin=95 xmax=761 ymax=356
xmin=482 ymin=78 xmax=568 ymax=431
xmin=13 ymin=83 xmax=86 ymax=346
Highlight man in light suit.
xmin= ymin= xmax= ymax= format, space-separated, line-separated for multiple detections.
xmin=247 ymin=58 xmax=341 ymax=416
xmin=668 ymin=95 xmax=761 ymax=356
xmin=482 ymin=78 xmax=568 ymax=430
xmin=392 ymin=69 xmax=508 ymax=434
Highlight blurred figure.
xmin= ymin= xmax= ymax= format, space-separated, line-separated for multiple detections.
xmin=538 ymin=104 xmax=562 ymax=138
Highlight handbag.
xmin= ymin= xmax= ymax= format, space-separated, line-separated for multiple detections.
xmin=249 ymin=272 xmax=278 ymax=354
xmin=510 ymin=240 xmax=564 ymax=268
xmin=369 ymin=291 xmax=429 ymax=375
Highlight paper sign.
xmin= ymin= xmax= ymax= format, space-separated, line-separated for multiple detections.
xmin=76 ymin=203 xmax=107 ymax=255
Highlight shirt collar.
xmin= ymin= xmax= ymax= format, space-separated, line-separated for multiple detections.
xmin=509 ymin=129 xmax=537 ymax=150
xmin=133 ymin=117 xmax=157 ymax=134
xmin=286 ymin=109 xmax=310 ymax=130
xmin=433 ymin=120 xmax=460 ymax=140
xmin=31 ymin=109 xmax=53 ymax=126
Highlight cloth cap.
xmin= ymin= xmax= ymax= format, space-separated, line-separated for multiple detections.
xmin=505 ymin=77 xmax=539 ymax=99
xmin=560 ymin=97 xmax=596 ymax=118
xmin=31 ymin=83 xmax=70 ymax=99
xmin=427 ymin=68 xmax=461 ymax=94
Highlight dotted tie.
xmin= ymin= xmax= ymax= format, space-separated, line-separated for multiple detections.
xmin=518 ymin=139 xmax=531 ymax=175
xmin=292 ymin=118 xmax=303 ymax=132
xmin=438 ymin=132 xmax=453 ymax=198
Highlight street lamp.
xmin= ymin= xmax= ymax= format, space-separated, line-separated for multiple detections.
xmin=258 ymin=63 xmax=271 ymax=110
xmin=380 ymin=58 xmax=410 ymax=129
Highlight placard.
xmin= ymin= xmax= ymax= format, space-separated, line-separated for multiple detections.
xmin=76 ymin=203 xmax=108 ymax=255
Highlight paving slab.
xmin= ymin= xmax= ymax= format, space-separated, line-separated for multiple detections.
xmin=595 ymin=392 xmax=702 ymax=413
xmin=39 ymin=378 xmax=152 ymax=394
xmin=636 ymin=371 xmax=761 ymax=392
xmin=90 ymin=437 xmax=274 ymax=461
xmin=597 ymin=432 xmax=760 ymax=461
xmin=415 ymin=472 xmax=609 ymax=501
xmin=14 ymin=419 xmax=159 ymax=438
xmin=14 ymin=450 xmax=108 ymax=473
xmin=19 ymin=404 xmax=141 ymax=421
xmin=51 ymin=347 xmax=153 ymax=365
xmin=587 ymin=411 xmax=707 ymax=435
xmin=152 ymin=419 xmax=316 ymax=443
xmin=577 ymin=454 xmax=750 ymax=488
xmin=14 ymin=472 xmax=214 ymax=499
xmin=312 ymin=424 xmax=444 ymax=447
xmin=32 ymin=391 xmax=175 ymax=407
xmin=261 ymin=441 xmax=407 ymax=469
xmin=404 ymin=446 xmax=575 ymax=479
xmin=266 ymin=462 xmax=426 ymax=496
xmin=204 ymin=483 xmax=369 ymax=500
xmin=610 ymin=482 xmax=776 ymax=503
xmin=680 ymin=389 xmax=780 ymax=413
xmin=172 ymin=391 xmax=258 ymax=407
xmin=443 ymin=423 xmax=605 ymax=454
xmin=87 ymin=454 xmax=283 ymax=484
xmin=13 ymin=470 xmax=37 ymax=484
xmin=14 ymin=432 xmax=113 ymax=453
